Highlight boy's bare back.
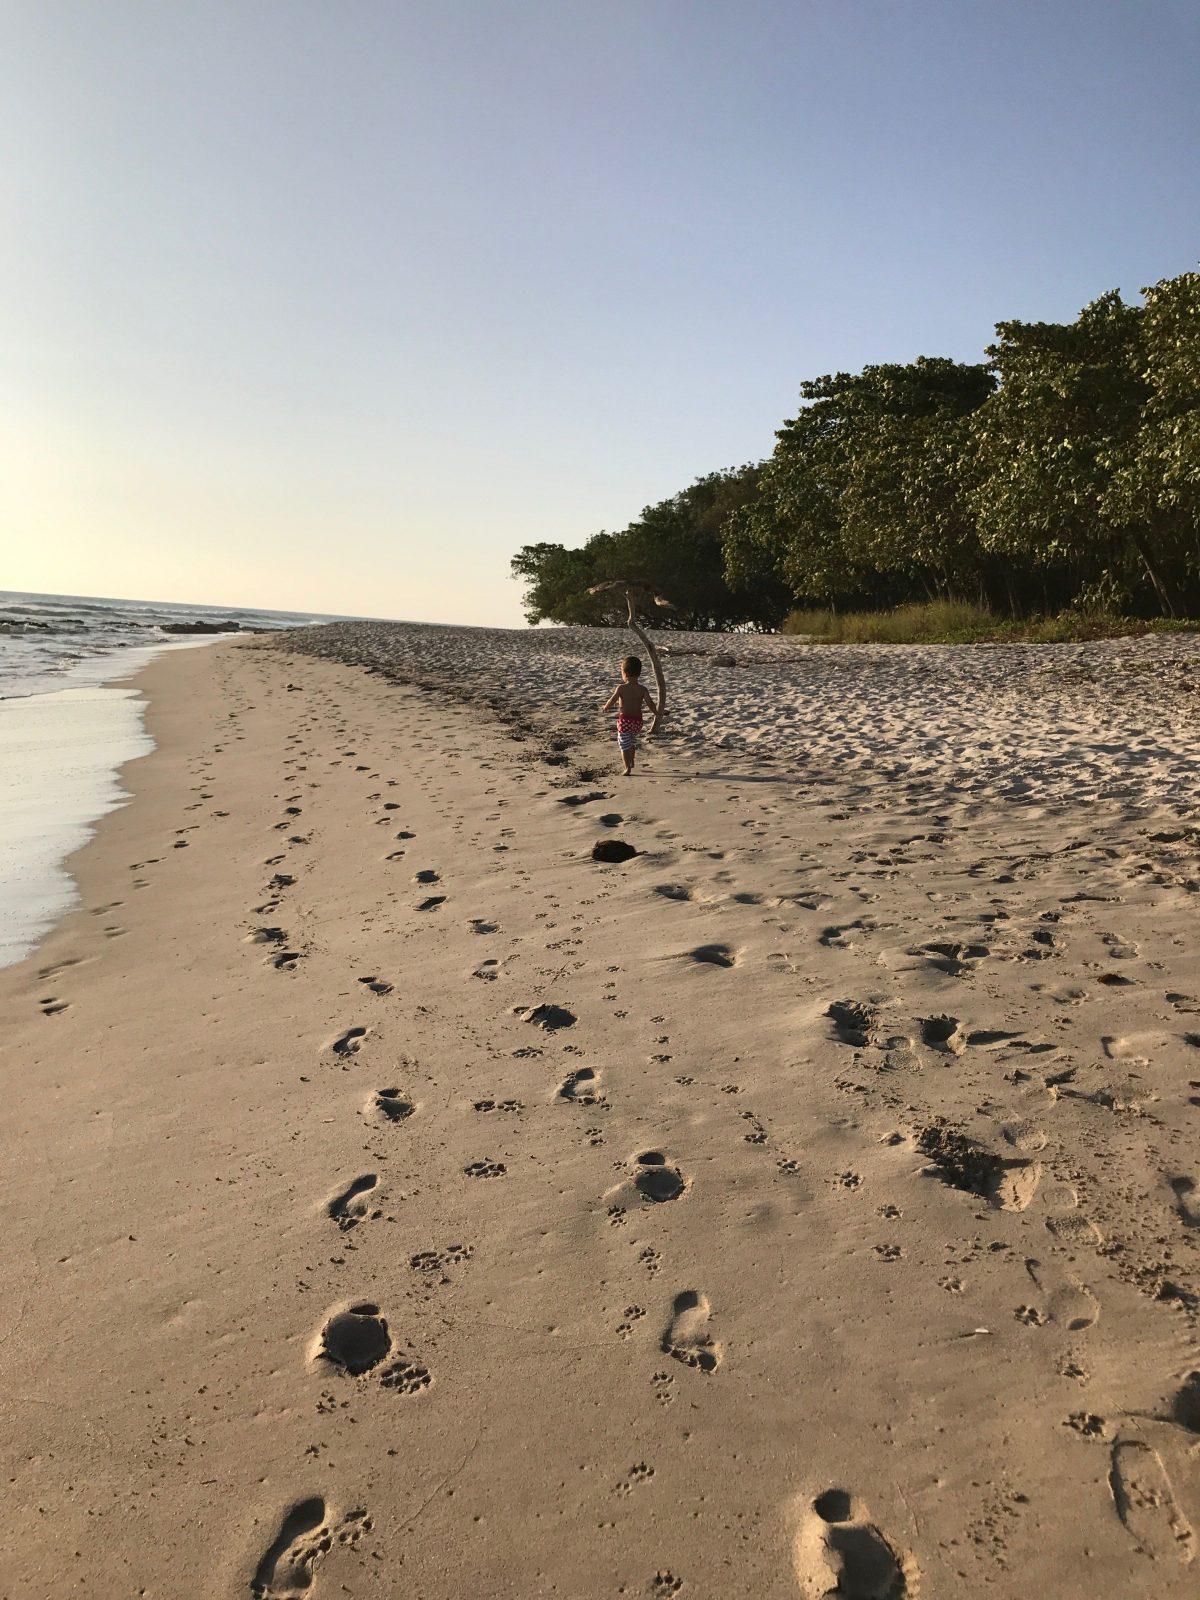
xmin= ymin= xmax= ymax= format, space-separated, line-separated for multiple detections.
xmin=613 ymin=679 xmax=652 ymax=716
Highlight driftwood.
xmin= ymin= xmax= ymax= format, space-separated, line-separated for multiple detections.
xmin=587 ymin=580 xmax=671 ymax=737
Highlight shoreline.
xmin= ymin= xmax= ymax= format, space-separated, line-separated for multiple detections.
xmin=0 ymin=637 xmax=228 ymax=970
xmin=2 ymin=636 xmax=1197 ymax=1597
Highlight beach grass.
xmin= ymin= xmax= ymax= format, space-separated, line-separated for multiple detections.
xmin=781 ymin=600 xmax=1200 ymax=645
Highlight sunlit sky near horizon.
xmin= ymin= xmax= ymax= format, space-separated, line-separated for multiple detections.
xmin=3 ymin=1 xmax=1199 ymax=627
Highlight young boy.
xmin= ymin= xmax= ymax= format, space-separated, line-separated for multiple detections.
xmin=602 ymin=655 xmax=657 ymax=776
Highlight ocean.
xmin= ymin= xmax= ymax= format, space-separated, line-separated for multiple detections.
xmin=0 ymin=590 xmax=332 ymax=968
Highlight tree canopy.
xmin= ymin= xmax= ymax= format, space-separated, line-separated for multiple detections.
xmin=511 ymin=466 xmax=789 ymax=630
xmin=512 ymin=270 xmax=1200 ymax=628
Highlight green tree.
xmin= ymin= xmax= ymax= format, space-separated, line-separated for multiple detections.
xmin=509 ymin=540 xmax=615 ymax=625
xmin=1103 ymin=271 xmax=1200 ymax=614
xmin=965 ymin=292 xmax=1166 ymax=609
xmin=511 ymin=467 xmax=783 ymax=630
xmin=724 ymin=357 xmax=993 ymax=607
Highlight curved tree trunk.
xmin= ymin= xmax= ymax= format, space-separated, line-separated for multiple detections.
xmin=1130 ymin=527 xmax=1179 ymax=617
xmin=625 ymin=594 xmax=666 ymax=737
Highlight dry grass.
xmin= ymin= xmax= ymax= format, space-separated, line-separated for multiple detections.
xmin=782 ymin=601 xmax=1198 ymax=645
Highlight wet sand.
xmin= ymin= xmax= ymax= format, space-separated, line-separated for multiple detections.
xmin=2 ymin=629 xmax=1197 ymax=1597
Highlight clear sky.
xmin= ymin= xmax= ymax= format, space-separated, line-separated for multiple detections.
xmin=3 ymin=1 xmax=1198 ymax=626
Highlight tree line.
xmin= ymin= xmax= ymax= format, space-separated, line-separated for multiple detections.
xmin=512 ymin=270 xmax=1200 ymax=629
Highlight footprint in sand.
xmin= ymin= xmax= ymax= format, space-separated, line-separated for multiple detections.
xmin=416 ymin=895 xmax=446 ymax=911
xmin=966 ymin=1028 xmax=1024 ymax=1048
xmin=1042 ymin=1183 xmax=1104 ymax=1248
xmin=326 ymin=1174 xmax=380 ymax=1230
xmin=371 ymin=1088 xmax=415 ymax=1122
xmin=251 ymin=1497 xmax=334 ymax=1597
xmin=633 ymin=1150 xmax=688 ymax=1202
xmin=916 ymin=939 xmax=990 ymax=975
xmin=1000 ymin=1119 xmax=1048 ymax=1153
xmin=828 ymin=1000 xmax=877 ymax=1048
xmin=558 ymin=1067 xmax=604 ymax=1104
xmin=38 ymin=956 xmax=86 ymax=981
xmin=1109 ymin=1437 xmax=1195 ymax=1564
xmin=515 ymin=1002 xmax=577 ymax=1031
xmin=1171 ymin=1371 xmax=1200 ymax=1433
xmin=662 ymin=1290 xmax=720 ymax=1372
xmin=316 ymin=1303 xmax=392 ymax=1374
xmin=916 ymin=1124 xmax=1041 ymax=1212
xmin=1024 ymin=1257 xmax=1099 ymax=1331
xmin=357 ymin=975 xmax=393 ymax=996
xmin=920 ymin=1014 xmax=964 ymax=1054
xmin=1170 ymin=1176 xmax=1200 ymax=1228
xmin=592 ymin=838 xmax=638 ymax=864
xmin=313 ymin=1302 xmax=431 ymax=1397
xmin=330 ymin=1027 xmax=368 ymax=1057
xmin=684 ymin=943 xmax=739 ymax=969
xmin=793 ymin=1489 xmax=916 ymax=1598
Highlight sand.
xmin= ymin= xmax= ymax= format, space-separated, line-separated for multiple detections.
xmin=2 ymin=626 xmax=1197 ymax=1598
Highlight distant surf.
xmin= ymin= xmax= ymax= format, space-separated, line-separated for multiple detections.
xmin=0 ymin=589 xmax=336 ymax=700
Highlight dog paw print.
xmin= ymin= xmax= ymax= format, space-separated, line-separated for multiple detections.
xmin=617 ymin=1462 xmax=656 ymax=1495
xmin=464 ymin=1160 xmax=506 ymax=1179
xmin=379 ymin=1357 xmax=432 ymax=1395
xmin=617 ymin=1305 xmax=646 ymax=1339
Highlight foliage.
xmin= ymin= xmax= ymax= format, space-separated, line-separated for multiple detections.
xmin=782 ymin=600 xmax=998 ymax=643
xmin=1103 ymin=272 xmax=1200 ymax=613
xmin=511 ymin=270 xmax=1200 ymax=630
xmin=509 ymin=541 xmax=617 ymax=626
xmin=964 ymin=291 xmax=1159 ymax=607
xmin=511 ymin=466 xmax=788 ymax=630
xmin=782 ymin=600 xmax=1196 ymax=645
xmin=726 ymin=357 xmax=995 ymax=607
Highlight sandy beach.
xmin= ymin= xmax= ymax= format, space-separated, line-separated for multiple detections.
xmin=3 ymin=626 xmax=1198 ymax=1598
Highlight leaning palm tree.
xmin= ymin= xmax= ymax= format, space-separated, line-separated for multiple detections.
xmin=587 ymin=578 xmax=671 ymax=737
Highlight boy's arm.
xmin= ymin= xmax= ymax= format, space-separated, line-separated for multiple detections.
xmin=601 ymin=688 xmax=619 ymax=712
xmin=642 ymin=686 xmax=658 ymax=714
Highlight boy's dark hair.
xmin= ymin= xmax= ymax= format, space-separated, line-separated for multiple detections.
xmin=622 ymin=655 xmax=642 ymax=678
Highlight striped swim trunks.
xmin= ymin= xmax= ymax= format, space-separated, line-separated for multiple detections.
xmin=616 ymin=714 xmax=643 ymax=751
